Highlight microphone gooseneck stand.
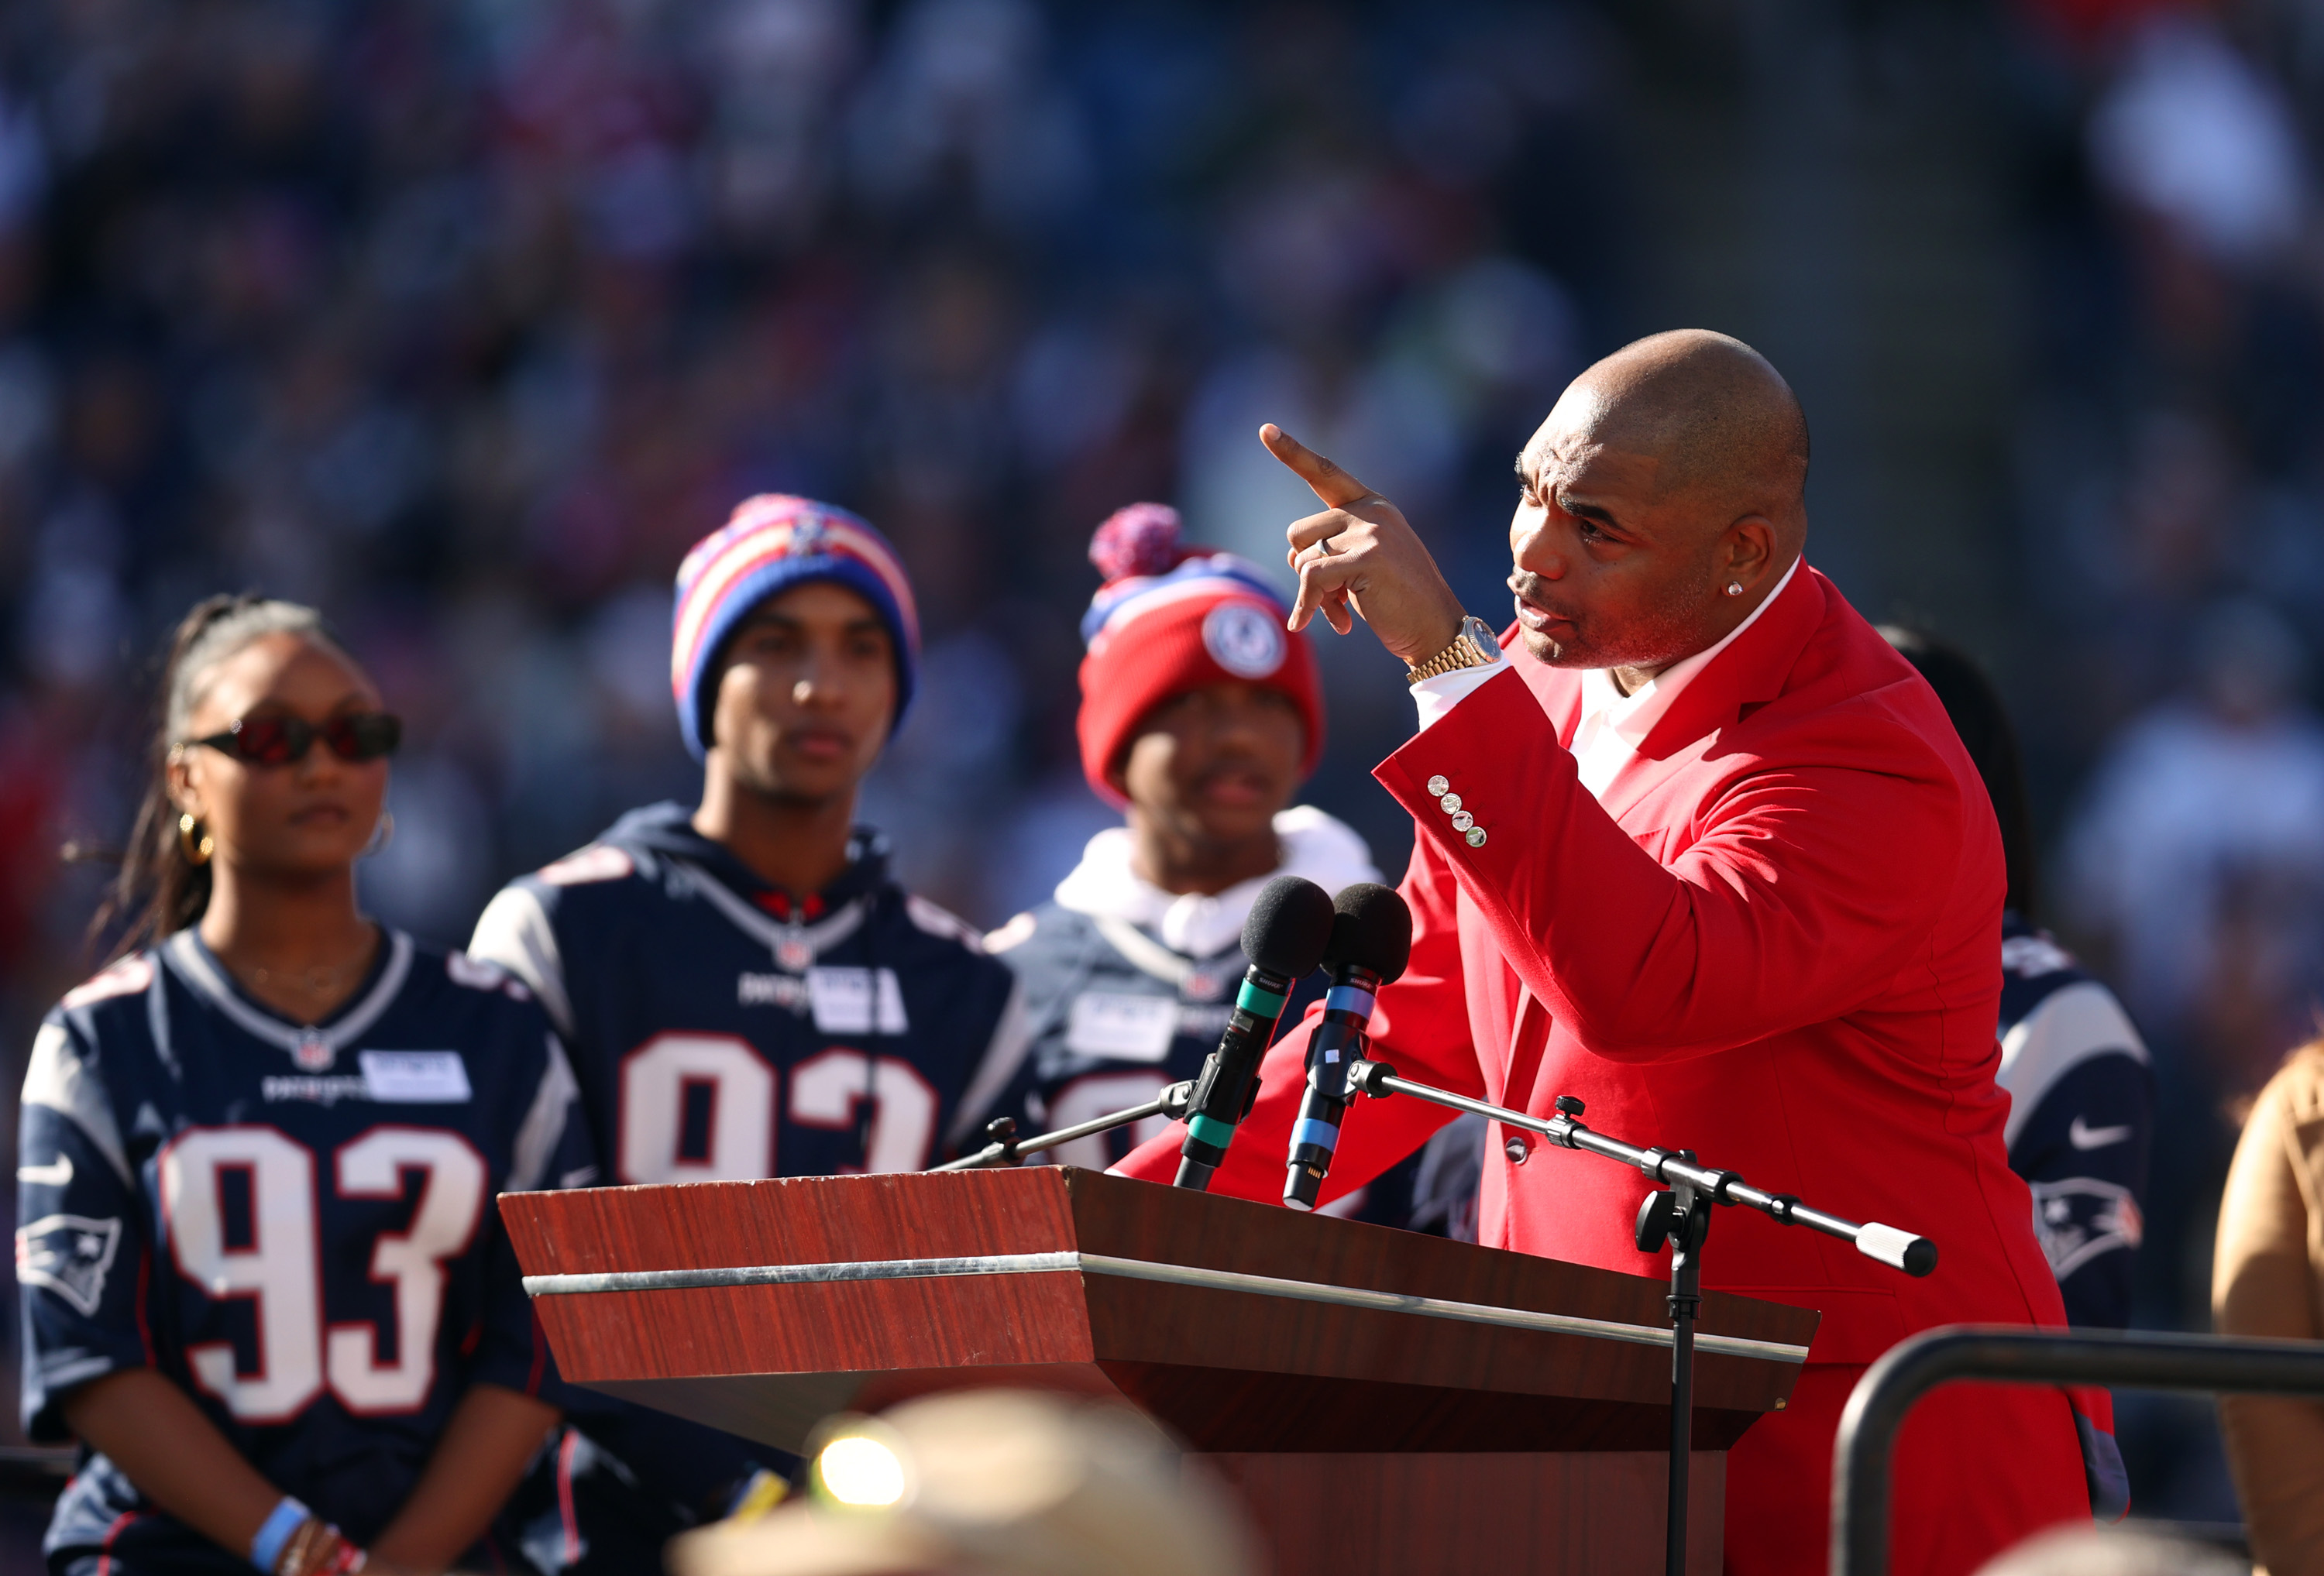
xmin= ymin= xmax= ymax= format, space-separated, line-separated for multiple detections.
xmin=1344 ymin=1057 xmax=1938 ymax=1576
xmin=1281 ymin=881 xmax=1414 ymax=1210
xmin=927 ymin=1081 xmax=1195 ymax=1173
xmin=1177 ymin=875 xmax=1337 ymax=1191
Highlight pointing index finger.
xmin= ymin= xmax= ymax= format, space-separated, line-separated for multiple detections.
xmin=1261 ymin=423 xmax=1376 ymax=510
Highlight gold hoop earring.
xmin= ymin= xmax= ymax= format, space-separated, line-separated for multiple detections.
xmin=362 ymin=811 xmax=396 ymax=858
xmin=177 ymin=813 xmax=213 ymax=866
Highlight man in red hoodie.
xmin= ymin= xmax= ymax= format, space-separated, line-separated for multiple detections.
xmin=1117 ymin=331 xmax=2096 ymax=1574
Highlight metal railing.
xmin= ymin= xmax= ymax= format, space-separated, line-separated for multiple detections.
xmin=1831 ymin=1324 xmax=2324 ymax=1576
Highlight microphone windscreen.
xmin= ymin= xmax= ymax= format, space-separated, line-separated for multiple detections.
xmin=1242 ymin=876 xmax=1335 ymax=980
xmin=1325 ymin=883 xmax=1413 ymax=984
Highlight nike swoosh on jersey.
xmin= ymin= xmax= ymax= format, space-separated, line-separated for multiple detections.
xmin=2068 ymin=1118 xmax=2134 ymax=1151
xmin=16 ymin=1157 xmax=71 ymax=1186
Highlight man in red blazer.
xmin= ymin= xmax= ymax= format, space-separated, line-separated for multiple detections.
xmin=1116 ymin=331 xmax=2094 ymax=1574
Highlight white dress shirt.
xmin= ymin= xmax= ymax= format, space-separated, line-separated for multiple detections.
xmin=1411 ymin=557 xmax=1802 ymax=802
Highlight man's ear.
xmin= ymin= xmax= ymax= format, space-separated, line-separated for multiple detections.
xmin=1724 ymin=516 xmax=1779 ymax=588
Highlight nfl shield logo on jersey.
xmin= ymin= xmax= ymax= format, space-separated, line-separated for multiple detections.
xmin=294 ymin=1030 xmax=335 ymax=1071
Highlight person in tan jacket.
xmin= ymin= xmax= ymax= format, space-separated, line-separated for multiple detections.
xmin=2214 ymin=1038 xmax=2324 ymax=1576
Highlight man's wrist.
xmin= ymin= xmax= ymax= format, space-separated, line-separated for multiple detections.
xmin=1406 ymin=616 xmax=1501 ymax=683
xmin=1395 ymin=613 xmax=1467 ymax=670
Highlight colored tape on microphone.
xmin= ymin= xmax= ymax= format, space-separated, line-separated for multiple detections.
xmin=1291 ymin=1117 xmax=1342 ymax=1154
xmin=1235 ymin=979 xmax=1288 ymax=1018
xmin=1188 ymin=1113 xmax=1237 ymax=1149
xmin=1322 ymin=984 xmax=1377 ymax=1018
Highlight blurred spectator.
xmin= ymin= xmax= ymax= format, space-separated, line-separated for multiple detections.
xmin=670 ymin=1389 xmax=1262 ymax=1576
xmin=2005 ymin=2 xmax=2324 ymax=1521
xmin=2213 ymin=1038 xmax=2324 ymax=1575
xmin=1888 ymin=627 xmax=2153 ymax=1336
xmin=2061 ymin=600 xmax=2324 ymax=1102
xmin=2089 ymin=14 xmax=2305 ymax=271
xmin=1972 ymin=1525 xmax=2241 ymax=1576
xmin=0 ymin=0 xmax=1637 ymax=986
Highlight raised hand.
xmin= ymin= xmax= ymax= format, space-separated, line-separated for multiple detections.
xmin=1263 ymin=424 xmax=1466 ymax=668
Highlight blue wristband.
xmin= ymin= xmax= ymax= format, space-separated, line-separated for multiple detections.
xmin=251 ymin=1496 xmax=311 ymax=1574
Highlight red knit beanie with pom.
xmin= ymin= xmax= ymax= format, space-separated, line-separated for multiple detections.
xmin=1075 ymin=503 xmax=1325 ymax=807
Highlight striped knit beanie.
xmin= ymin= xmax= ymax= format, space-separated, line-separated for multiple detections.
xmin=671 ymin=495 xmax=922 ymax=761
xmin=1077 ymin=503 xmax=1325 ymax=806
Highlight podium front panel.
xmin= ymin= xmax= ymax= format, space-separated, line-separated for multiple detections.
xmin=505 ymin=1166 xmax=1817 ymax=1457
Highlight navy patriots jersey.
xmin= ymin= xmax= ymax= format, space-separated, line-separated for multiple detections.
xmin=1996 ymin=913 xmax=2154 ymax=1329
xmin=977 ymin=902 xmax=1420 ymax=1223
xmin=467 ymin=802 xmax=1025 ymax=1564
xmin=468 ymin=802 xmax=1025 ymax=1188
xmin=16 ymin=929 xmax=590 ymax=1573
xmin=978 ymin=901 xmax=1313 ymax=1169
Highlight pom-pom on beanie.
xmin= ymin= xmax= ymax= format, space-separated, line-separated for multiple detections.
xmin=1076 ymin=503 xmax=1325 ymax=807
xmin=671 ymin=494 xmax=921 ymax=761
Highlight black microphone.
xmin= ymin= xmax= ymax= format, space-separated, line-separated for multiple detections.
xmin=1172 ymin=876 xmax=1335 ymax=1190
xmin=1283 ymin=883 xmax=1412 ymax=1212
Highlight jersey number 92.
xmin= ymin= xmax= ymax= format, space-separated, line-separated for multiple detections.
xmin=617 ymin=1034 xmax=938 ymax=1181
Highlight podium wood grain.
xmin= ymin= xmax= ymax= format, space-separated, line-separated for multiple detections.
xmin=504 ymin=1166 xmax=1813 ymax=1575
xmin=1208 ymin=1452 xmax=1724 ymax=1576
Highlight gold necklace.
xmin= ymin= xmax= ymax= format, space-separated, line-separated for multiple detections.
xmin=249 ymin=960 xmax=355 ymax=994
xmin=244 ymin=934 xmax=376 ymax=997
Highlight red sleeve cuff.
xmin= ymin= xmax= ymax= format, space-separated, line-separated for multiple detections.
xmin=1377 ymin=664 xmax=1569 ymax=878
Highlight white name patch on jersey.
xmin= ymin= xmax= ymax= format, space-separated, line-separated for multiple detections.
xmin=1065 ymin=993 xmax=1178 ymax=1063
xmin=807 ymin=968 xmax=908 ymax=1034
xmin=360 ymin=1052 xmax=473 ymax=1104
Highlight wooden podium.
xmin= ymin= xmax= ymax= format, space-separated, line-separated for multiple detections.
xmin=502 ymin=1166 xmax=1817 ymax=1576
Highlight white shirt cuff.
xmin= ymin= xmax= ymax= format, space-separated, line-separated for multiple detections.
xmin=1410 ymin=654 xmax=1510 ymax=732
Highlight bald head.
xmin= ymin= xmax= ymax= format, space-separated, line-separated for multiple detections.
xmin=1563 ymin=330 xmax=1810 ymax=542
xmin=1506 ymin=331 xmax=1811 ymax=678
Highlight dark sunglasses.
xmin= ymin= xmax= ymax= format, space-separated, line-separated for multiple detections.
xmin=184 ymin=712 xmax=403 ymax=766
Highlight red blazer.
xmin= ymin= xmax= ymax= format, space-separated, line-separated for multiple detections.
xmin=1119 ymin=565 xmax=2071 ymax=1365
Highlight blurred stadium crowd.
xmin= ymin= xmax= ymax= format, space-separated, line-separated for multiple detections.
xmin=0 ymin=0 xmax=1615 ymax=1002
xmin=5 ymin=0 xmax=2324 ymax=1526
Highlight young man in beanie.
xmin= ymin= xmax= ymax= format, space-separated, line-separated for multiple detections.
xmin=971 ymin=504 xmax=1413 ymax=1215
xmin=469 ymin=494 xmax=1026 ymax=1570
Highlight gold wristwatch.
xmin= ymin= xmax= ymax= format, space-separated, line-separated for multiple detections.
xmin=1406 ymin=615 xmax=1501 ymax=685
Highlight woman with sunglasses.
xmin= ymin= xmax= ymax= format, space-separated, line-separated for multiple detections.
xmin=17 ymin=596 xmax=594 ymax=1576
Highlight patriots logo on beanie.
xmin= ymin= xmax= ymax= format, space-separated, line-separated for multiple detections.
xmin=1202 ymin=603 xmax=1287 ymax=679
xmin=1074 ymin=503 xmax=1326 ymax=806
xmin=670 ymin=495 xmax=922 ymax=761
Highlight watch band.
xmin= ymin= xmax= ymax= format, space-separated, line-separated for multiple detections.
xmin=1406 ymin=616 xmax=1501 ymax=685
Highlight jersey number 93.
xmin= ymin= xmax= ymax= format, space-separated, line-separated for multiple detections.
xmin=160 ymin=1125 xmax=484 ymax=1423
